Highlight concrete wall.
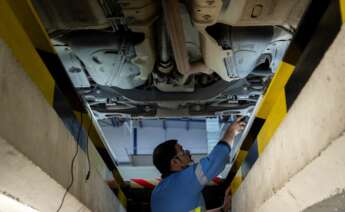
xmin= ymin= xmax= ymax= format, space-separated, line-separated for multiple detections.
xmin=231 ymin=25 xmax=345 ymax=212
xmin=0 ymin=38 xmax=125 ymax=211
xmin=137 ymin=126 xmax=207 ymax=154
xmin=101 ymin=119 xmax=207 ymax=163
xmin=101 ymin=122 xmax=133 ymax=163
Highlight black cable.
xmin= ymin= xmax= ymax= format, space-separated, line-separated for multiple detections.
xmin=85 ymin=121 xmax=93 ymax=181
xmin=56 ymin=112 xmax=83 ymax=212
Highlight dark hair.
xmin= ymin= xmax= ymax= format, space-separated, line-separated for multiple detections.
xmin=152 ymin=139 xmax=178 ymax=178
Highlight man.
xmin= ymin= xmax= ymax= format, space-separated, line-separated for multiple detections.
xmin=151 ymin=118 xmax=246 ymax=212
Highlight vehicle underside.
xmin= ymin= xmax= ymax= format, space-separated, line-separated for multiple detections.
xmin=32 ymin=0 xmax=310 ymax=118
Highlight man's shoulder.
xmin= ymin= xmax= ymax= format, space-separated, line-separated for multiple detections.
xmin=154 ymin=167 xmax=196 ymax=191
xmin=151 ymin=176 xmax=177 ymax=200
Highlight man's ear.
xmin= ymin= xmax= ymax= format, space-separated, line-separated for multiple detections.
xmin=170 ymin=158 xmax=180 ymax=169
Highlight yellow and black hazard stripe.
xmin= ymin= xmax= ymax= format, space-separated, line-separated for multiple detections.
xmin=225 ymin=61 xmax=293 ymax=190
xmin=0 ymin=0 xmax=55 ymax=104
xmin=227 ymin=0 xmax=344 ymax=194
xmin=284 ymin=0 xmax=343 ymax=110
xmin=339 ymin=0 xmax=345 ymax=26
xmin=0 ymin=0 xmax=127 ymax=206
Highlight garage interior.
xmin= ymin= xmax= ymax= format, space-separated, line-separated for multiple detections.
xmin=1 ymin=0 xmax=345 ymax=211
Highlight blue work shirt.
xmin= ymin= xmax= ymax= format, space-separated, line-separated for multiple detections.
xmin=151 ymin=141 xmax=231 ymax=212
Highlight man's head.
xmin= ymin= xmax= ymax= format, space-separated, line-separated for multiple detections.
xmin=153 ymin=139 xmax=192 ymax=178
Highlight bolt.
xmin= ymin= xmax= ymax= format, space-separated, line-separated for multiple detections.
xmin=144 ymin=106 xmax=151 ymax=112
xmin=206 ymin=0 xmax=215 ymax=5
xmin=201 ymin=75 xmax=208 ymax=85
xmin=193 ymin=105 xmax=201 ymax=111
xmin=121 ymin=2 xmax=130 ymax=7
xmin=203 ymin=15 xmax=211 ymax=21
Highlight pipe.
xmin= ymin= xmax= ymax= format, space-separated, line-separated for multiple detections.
xmin=160 ymin=20 xmax=170 ymax=63
xmin=162 ymin=0 xmax=212 ymax=76
xmin=162 ymin=0 xmax=190 ymax=75
xmin=158 ymin=18 xmax=173 ymax=73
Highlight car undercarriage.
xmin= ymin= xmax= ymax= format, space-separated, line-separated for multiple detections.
xmin=31 ymin=0 xmax=310 ymax=118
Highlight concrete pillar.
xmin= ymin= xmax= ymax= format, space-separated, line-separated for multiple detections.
xmin=0 ymin=136 xmax=89 ymax=211
xmin=0 ymin=37 xmax=125 ymax=211
xmin=231 ymin=25 xmax=345 ymax=212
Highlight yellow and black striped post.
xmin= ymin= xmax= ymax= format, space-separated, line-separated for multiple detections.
xmin=227 ymin=0 xmax=344 ymax=194
xmin=0 ymin=0 xmax=127 ymax=206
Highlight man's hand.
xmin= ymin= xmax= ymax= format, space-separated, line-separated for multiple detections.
xmin=222 ymin=117 xmax=246 ymax=147
xmin=223 ymin=186 xmax=232 ymax=212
